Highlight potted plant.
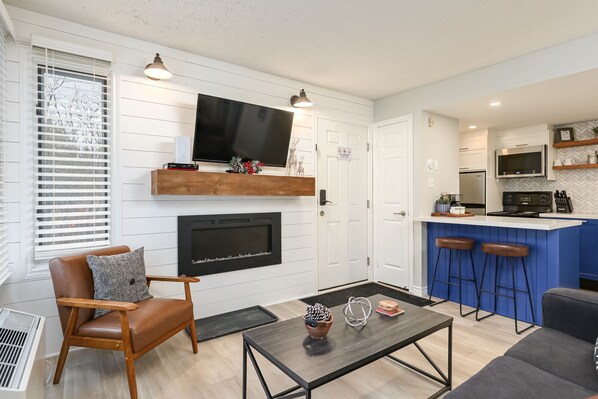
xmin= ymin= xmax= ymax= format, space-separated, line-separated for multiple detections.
xmin=436 ymin=192 xmax=452 ymax=213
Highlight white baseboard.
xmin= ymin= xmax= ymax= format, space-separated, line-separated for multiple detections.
xmin=411 ymin=285 xmax=428 ymax=297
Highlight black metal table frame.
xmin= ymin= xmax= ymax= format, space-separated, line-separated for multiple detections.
xmin=242 ymin=322 xmax=452 ymax=399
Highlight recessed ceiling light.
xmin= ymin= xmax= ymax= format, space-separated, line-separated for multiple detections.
xmin=490 ymin=101 xmax=501 ymax=107
xmin=468 ymin=125 xmax=477 ymax=129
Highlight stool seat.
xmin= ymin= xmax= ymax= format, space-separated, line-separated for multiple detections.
xmin=482 ymin=243 xmax=529 ymax=257
xmin=436 ymin=237 xmax=475 ymax=250
xmin=477 ymin=241 xmax=535 ymax=334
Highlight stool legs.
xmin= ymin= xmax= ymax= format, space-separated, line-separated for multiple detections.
xmin=476 ymin=253 xmax=536 ymax=334
xmin=428 ymin=248 xmax=447 ymax=306
xmin=476 ymin=253 xmax=496 ymax=321
xmin=513 ymin=257 xmax=535 ymax=334
xmin=429 ymin=248 xmax=478 ymax=317
xmin=456 ymin=250 xmax=478 ymax=317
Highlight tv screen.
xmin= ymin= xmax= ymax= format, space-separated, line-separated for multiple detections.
xmin=192 ymin=93 xmax=294 ymax=167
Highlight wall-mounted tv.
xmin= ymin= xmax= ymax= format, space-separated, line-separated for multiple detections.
xmin=192 ymin=93 xmax=294 ymax=167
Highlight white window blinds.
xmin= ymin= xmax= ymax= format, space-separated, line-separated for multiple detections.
xmin=33 ymin=46 xmax=112 ymax=259
xmin=0 ymin=24 xmax=9 ymax=285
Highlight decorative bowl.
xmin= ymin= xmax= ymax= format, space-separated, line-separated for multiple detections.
xmin=304 ymin=314 xmax=334 ymax=339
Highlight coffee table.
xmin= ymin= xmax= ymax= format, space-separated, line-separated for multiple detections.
xmin=242 ymin=294 xmax=453 ymax=399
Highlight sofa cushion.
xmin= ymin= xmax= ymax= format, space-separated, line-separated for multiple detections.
xmin=86 ymin=247 xmax=152 ymax=318
xmin=445 ymin=356 xmax=595 ymax=399
xmin=505 ymin=327 xmax=598 ymax=392
xmin=77 ymin=297 xmax=193 ymax=352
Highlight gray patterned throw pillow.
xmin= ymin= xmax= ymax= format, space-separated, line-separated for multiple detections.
xmin=87 ymin=247 xmax=153 ymax=318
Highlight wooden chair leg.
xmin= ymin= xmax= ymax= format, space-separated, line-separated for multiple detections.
xmin=184 ymin=282 xmax=199 ymax=354
xmin=119 ymin=311 xmax=138 ymax=399
xmin=189 ymin=318 xmax=198 ymax=354
xmin=54 ymin=306 xmax=79 ymax=384
xmin=123 ymin=350 xmax=138 ymax=399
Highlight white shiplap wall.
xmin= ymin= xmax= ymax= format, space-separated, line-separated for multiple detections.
xmin=0 ymin=6 xmax=373 ymax=356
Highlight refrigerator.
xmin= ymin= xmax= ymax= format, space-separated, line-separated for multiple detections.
xmin=459 ymin=171 xmax=486 ymax=215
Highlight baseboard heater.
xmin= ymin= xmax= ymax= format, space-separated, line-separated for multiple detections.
xmin=0 ymin=308 xmax=46 ymax=399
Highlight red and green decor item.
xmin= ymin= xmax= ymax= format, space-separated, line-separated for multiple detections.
xmin=228 ymin=156 xmax=264 ymax=174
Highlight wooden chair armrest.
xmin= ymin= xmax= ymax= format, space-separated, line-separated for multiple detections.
xmin=56 ymin=297 xmax=139 ymax=312
xmin=145 ymin=275 xmax=200 ymax=283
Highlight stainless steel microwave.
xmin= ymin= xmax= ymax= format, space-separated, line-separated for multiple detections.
xmin=496 ymin=145 xmax=546 ymax=179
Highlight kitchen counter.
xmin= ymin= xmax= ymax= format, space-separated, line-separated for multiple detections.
xmin=414 ymin=215 xmax=582 ymax=230
xmin=418 ymin=215 xmax=580 ymax=325
xmin=539 ymin=212 xmax=598 ymax=220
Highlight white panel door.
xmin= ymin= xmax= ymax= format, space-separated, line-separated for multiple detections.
xmin=374 ymin=117 xmax=410 ymax=288
xmin=317 ymin=117 xmax=369 ymax=290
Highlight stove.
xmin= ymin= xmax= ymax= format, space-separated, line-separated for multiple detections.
xmin=486 ymin=191 xmax=552 ymax=218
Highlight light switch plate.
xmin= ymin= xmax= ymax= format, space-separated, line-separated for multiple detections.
xmin=428 ymin=117 xmax=435 ymax=127
xmin=427 ymin=177 xmax=435 ymax=188
xmin=426 ymin=159 xmax=434 ymax=171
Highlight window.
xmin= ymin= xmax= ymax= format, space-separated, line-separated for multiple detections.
xmin=33 ymin=47 xmax=112 ymax=259
xmin=0 ymin=24 xmax=9 ymax=285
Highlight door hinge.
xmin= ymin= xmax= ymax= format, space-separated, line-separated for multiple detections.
xmin=367 ymin=200 xmax=370 ymax=209
xmin=367 ymin=257 xmax=370 ymax=266
xmin=315 ymin=143 xmax=318 ymax=151
xmin=367 ymin=142 xmax=370 ymax=151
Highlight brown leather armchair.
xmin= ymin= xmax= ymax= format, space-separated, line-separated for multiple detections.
xmin=49 ymin=245 xmax=199 ymax=399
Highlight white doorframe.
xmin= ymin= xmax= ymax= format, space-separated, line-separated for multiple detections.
xmin=314 ymin=114 xmax=374 ymax=292
xmin=372 ymin=114 xmax=414 ymax=292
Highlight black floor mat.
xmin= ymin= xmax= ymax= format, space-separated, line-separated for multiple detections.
xmin=300 ymin=282 xmax=433 ymax=308
xmin=186 ymin=305 xmax=278 ymax=342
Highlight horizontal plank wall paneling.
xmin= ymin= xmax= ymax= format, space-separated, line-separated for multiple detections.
xmin=3 ymin=6 xmax=373 ymax=356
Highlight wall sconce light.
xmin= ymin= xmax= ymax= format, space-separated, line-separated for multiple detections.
xmin=144 ymin=53 xmax=172 ymax=80
xmin=290 ymin=89 xmax=313 ymax=108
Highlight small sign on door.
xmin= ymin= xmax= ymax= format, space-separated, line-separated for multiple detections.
xmin=337 ymin=146 xmax=352 ymax=160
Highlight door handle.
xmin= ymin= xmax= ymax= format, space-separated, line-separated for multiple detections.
xmin=393 ymin=211 xmax=407 ymax=216
xmin=319 ymin=189 xmax=333 ymax=206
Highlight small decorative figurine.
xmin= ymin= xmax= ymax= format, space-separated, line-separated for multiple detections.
xmin=297 ymin=156 xmax=305 ymax=177
xmin=286 ymin=138 xmax=300 ymax=176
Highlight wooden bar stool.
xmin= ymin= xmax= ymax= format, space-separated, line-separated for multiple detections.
xmin=475 ymin=242 xmax=536 ymax=334
xmin=428 ymin=237 xmax=479 ymax=317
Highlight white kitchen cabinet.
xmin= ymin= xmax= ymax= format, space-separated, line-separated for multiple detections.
xmin=497 ymin=131 xmax=547 ymax=149
xmin=459 ymin=148 xmax=486 ymax=171
xmin=459 ymin=130 xmax=488 ymax=171
xmin=459 ymin=130 xmax=487 ymax=151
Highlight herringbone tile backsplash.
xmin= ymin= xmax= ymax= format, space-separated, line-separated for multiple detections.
xmin=505 ymin=119 xmax=598 ymax=214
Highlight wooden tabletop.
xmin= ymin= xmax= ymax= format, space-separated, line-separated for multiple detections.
xmin=243 ymin=294 xmax=453 ymax=390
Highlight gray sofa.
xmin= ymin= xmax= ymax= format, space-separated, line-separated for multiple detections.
xmin=446 ymin=288 xmax=598 ymax=399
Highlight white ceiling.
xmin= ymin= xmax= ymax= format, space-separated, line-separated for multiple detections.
xmin=429 ymin=68 xmax=598 ymax=131
xmin=7 ymin=0 xmax=598 ymax=99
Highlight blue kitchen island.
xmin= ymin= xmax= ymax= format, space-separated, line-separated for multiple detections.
xmin=415 ymin=216 xmax=582 ymax=325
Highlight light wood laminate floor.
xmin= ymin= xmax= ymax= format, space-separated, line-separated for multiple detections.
xmin=45 ymin=297 xmax=531 ymax=398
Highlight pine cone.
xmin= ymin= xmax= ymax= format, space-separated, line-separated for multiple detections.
xmin=305 ymin=303 xmax=331 ymax=322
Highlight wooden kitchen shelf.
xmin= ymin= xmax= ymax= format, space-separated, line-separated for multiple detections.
xmin=151 ymin=169 xmax=316 ymax=196
xmin=553 ymin=163 xmax=598 ymax=170
xmin=553 ymin=137 xmax=598 ymax=148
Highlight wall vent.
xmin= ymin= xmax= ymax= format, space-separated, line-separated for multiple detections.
xmin=0 ymin=309 xmax=41 ymax=390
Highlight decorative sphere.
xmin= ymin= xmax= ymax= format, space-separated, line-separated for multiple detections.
xmin=343 ymin=297 xmax=372 ymax=327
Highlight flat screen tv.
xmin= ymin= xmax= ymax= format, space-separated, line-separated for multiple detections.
xmin=192 ymin=93 xmax=294 ymax=167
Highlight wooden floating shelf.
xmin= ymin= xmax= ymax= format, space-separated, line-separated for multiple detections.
xmin=151 ymin=169 xmax=316 ymax=196
xmin=553 ymin=137 xmax=598 ymax=148
xmin=553 ymin=164 xmax=598 ymax=170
